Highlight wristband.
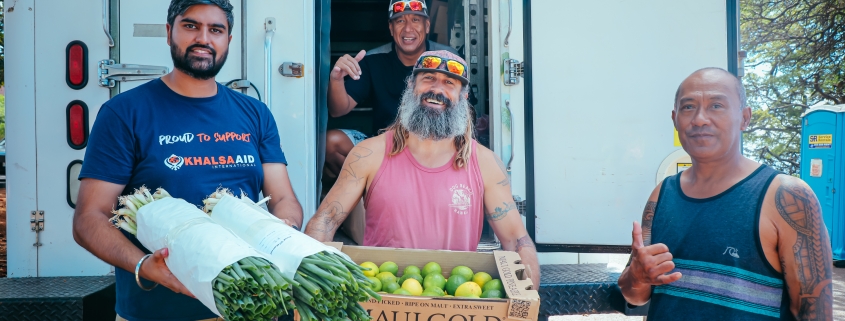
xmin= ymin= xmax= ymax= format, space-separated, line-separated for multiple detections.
xmin=135 ymin=254 xmax=159 ymax=291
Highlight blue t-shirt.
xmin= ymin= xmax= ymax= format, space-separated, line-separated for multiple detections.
xmin=79 ymin=78 xmax=287 ymax=321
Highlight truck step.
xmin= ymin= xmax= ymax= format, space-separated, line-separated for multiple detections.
xmin=0 ymin=276 xmax=115 ymax=321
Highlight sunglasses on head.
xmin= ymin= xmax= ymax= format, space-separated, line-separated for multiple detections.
xmin=392 ymin=1 xmax=426 ymax=14
xmin=420 ymin=56 xmax=467 ymax=78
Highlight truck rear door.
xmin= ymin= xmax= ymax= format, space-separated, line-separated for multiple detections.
xmin=497 ymin=0 xmax=740 ymax=256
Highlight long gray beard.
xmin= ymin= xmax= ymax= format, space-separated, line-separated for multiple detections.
xmin=397 ymin=84 xmax=469 ymax=141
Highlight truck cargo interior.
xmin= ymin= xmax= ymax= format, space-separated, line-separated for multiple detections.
xmin=323 ymin=0 xmax=497 ymax=247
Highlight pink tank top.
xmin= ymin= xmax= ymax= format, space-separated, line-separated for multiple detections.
xmin=363 ymin=132 xmax=485 ymax=251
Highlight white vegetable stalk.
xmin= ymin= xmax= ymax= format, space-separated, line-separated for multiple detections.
xmin=110 ymin=186 xmax=171 ymax=235
xmin=202 ymin=188 xmax=271 ymax=215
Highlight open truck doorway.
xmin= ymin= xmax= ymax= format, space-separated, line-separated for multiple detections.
xmin=318 ymin=0 xmax=498 ymax=249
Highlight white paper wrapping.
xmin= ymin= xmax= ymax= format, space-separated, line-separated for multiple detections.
xmin=135 ymin=197 xmax=265 ymax=316
xmin=208 ymin=195 xmax=349 ymax=279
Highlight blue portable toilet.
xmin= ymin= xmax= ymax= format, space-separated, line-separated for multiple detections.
xmin=800 ymin=104 xmax=845 ymax=262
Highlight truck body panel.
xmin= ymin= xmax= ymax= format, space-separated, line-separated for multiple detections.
xmin=523 ymin=0 xmax=733 ymax=248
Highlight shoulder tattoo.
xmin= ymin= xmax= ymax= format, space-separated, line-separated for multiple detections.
xmin=775 ymin=181 xmax=832 ymax=320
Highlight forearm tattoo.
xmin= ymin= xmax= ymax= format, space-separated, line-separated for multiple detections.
xmin=306 ymin=201 xmax=347 ymax=238
xmin=775 ymin=182 xmax=832 ymax=320
xmin=515 ymin=235 xmax=535 ymax=252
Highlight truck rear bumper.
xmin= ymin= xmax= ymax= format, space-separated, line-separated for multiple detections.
xmin=539 ymin=264 xmax=649 ymax=319
xmin=0 ymin=276 xmax=116 ymax=321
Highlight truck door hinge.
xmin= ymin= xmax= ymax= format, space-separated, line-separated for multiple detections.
xmin=30 ymin=210 xmax=44 ymax=247
xmin=98 ymin=60 xmax=169 ymax=88
xmin=504 ymin=59 xmax=524 ymax=86
xmin=279 ymin=62 xmax=305 ymax=78
xmin=513 ymin=196 xmax=526 ymax=216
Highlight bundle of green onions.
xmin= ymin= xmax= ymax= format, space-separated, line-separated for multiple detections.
xmin=110 ymin=187 xmax=295 ymax=321
xmin=202 ymin=190 xmax=382 ymax=321
xmin=292 ymin=251 xmax=382 ymax=321
xmin=214 ymin=256 xmax=294 ymax=321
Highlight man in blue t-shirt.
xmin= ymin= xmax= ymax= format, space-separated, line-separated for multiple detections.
xmin=72 ymin=1 xmax=303 ymax=320
xmin=324 ymin=0 xmax=466 ymax=178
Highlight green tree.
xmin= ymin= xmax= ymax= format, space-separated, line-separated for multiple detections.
xmin=740 ymin=0 xmax=844 ymax=175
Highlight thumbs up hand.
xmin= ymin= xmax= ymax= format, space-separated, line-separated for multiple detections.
xmin=627 ymin=221 xmax=682 ymax=287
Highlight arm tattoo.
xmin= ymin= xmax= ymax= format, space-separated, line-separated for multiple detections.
xmin=515 ymin=235 xmax=535 ymax=252
xmin=493 ymin=154 xmax=510 ymax=186
xmin=307 ymin=201 xmax=347 ymax=237
xmin=486 ymin=202 xmax=515 ymax=221
xmin=775 ymin=183 xmax=832 ymax=320
xmin=337 ymin=147 xmax=373 ymax=194
xmin=340 ymin=147 xmax=373 ymax=184
xmin=642 ymin=201 xmax=656 ymax=246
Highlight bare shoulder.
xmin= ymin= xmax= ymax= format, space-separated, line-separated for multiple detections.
xmin=647 ymin=179 xmax=664 ymax=203
xmin=353 ymin=134 xmax=386 ymax=158
xmin=474 ymin=142 xmax=510 ymax=187
xmin=474 ymin=142 xmax=497 ymax=166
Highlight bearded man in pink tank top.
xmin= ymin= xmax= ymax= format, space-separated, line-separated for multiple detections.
xmin=305 ymin=50 xmax=540 ymax=289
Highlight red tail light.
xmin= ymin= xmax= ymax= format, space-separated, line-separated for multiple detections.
xmin=66 ymin=101 xmax=89 ymax=149
xmin=66 ymin=41 xmax=88 ymax=89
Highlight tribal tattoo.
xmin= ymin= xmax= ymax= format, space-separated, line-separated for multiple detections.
xmin=641 ymin=201 xmax=656 ymax=246
xmin=775 ymin=182 xmax=832 ymax=320
xmin=486 ymin=201 xmax=516 ymax=221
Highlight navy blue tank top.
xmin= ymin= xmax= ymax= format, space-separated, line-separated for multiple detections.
xmin=648 ymin=165 xmax=794 ymax=320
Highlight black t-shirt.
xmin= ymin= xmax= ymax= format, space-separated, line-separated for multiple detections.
xmin=344 ymin=41 xmax=463 ymax=135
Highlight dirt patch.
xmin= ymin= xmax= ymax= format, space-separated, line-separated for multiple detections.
xmin=0 ymin=187 xmax=6 ymax=277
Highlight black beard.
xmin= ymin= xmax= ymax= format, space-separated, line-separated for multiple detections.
xmin=170 ymin=42 xmax=228 ymax=80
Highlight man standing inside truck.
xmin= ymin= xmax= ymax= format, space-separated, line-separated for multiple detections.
xmin=323 ymin=0 xmax=469 ymax=179
xmin=72 ymin=1 xmax=303 ymax=321
xmin=305 ymin=50 xmax=540 ymax=289
xmin=618 ymin=68 xmax=833 ymax=320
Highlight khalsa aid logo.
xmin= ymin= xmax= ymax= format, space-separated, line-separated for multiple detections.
xmin=164 ymin=154 xmax=257 ymax=170
xmin=164 ymin=154 xmax=185 ymax=170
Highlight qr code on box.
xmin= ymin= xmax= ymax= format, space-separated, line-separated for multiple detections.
xmin=508 ymin=299 xmax=531 ymax=319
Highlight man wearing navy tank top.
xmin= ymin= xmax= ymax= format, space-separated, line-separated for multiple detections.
xmin=618 ymin=68 xmax=832 ymax=320
xmin=72 ymin=1 xmax=303 ymax=320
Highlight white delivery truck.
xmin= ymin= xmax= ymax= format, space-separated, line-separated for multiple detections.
xmin=2 ymin=0 xmax=739 ymax=318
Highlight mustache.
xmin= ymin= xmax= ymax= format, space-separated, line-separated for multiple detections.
xmin=419 ymin=92 xmax=453 ymax=109
xmin=185 ymin=44 xmax=217 ymax=59
xmin=685 ymin=128 xmax=717 ymax=137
